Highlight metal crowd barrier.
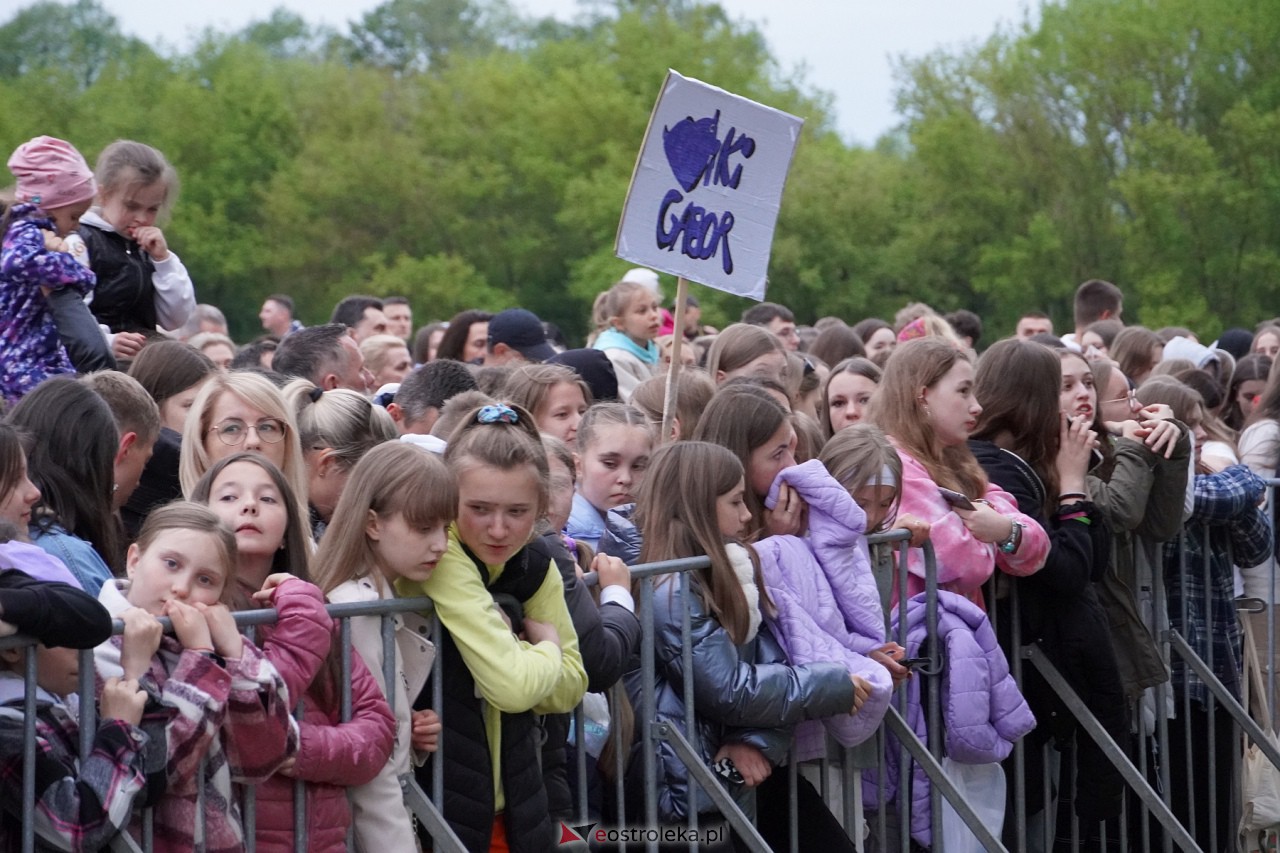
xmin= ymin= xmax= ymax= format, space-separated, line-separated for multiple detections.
xmin=6 ymin=508 xmax=1280 ymax=852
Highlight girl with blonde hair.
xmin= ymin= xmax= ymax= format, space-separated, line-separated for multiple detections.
xmin=281 ymin=379 xmax=396 ymax=536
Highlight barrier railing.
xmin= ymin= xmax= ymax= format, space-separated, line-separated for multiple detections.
xmin=6 ymin=513 xmax=1280 ymax=852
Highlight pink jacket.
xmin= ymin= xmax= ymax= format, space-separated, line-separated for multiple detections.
xmin=893 ymin=445 xmax=1048 ymax=608
xmin=250 ymin=578 xmax=396 ymax=853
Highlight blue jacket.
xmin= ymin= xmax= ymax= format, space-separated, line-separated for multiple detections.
xmin=625 ymin=567 xmax=855 ymax=823
xmin=30 ymin=523 xmax=112 ymax=595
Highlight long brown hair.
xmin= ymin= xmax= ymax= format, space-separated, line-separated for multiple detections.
xmin=706 ymin=323 xmax=785 ymax=383
xmin=191 ymin=453 xmax=335 ymax=704
xmin=189 ymin=453 xmax=313 ymax=592
xmin=312 ymin=442 xmax=457 ymax=597
xmin=865 ymin=338 xmax=987 ymax=498
xmin=636 ymin=442 xmax=768 ymax=644
xmin=691 ymin=384 xmax=791 ymax=536
xmin=972 ymin=339 xmax=1063 ymax=515
xmin=1111 ymin=326 xmax=1162 ymax=384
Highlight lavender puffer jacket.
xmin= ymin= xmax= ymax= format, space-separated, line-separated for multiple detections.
xmin=754 ymin=461 xmax=892 ymax=759
xmin=867 ymin=590 xmax=1036 ymax=847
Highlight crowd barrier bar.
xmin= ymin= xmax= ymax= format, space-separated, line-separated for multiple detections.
xmin=13 ymin=514 xmax=1280 ymax=851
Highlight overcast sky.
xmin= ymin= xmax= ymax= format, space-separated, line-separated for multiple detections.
xmin=9 ymin=0 xmax=1037 ymax=145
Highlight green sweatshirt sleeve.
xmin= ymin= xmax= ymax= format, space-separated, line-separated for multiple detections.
xmin=408 ymin=533 xmax=572 ymax=714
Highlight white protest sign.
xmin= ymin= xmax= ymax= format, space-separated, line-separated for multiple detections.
xmin=615 ymin=70 xmax=804 ymax=300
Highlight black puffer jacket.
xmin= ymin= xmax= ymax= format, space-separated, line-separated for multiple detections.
xmin=970 ymin=439 xmax=1128 ymax=822
xmin=537 ymin=532 xmax=640 ymax=821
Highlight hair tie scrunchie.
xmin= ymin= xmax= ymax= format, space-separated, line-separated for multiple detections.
xmin=308 ymin=386 xmax=324 ymax=403
xmin=897 ymin=316 xmax=927 ymax=342
xmin=477 ymin=404 xmax=518 ymax=425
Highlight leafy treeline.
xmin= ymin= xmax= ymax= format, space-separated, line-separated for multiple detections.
xmin=2 ymin=0 xmax=1277 ymax=342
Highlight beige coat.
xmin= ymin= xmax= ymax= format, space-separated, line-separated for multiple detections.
xmin=328 ymin=575 xmax=435 ymax=852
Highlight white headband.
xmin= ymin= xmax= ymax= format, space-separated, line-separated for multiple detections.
xmin=863 ymin=464 xmax=897 ymax=490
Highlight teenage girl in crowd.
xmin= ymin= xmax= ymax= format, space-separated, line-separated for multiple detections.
xmin=501 ymin=363 xmax=592 ymax=448
xmin=0 ymin=550 xmax=147 ymax=853
xmin=282 ymin=379 xmax=396 ymax=538
xmin=314 ymin=442 xmax=454 ymax=849
xmin=8 ymin=377 xmax=120 ymax=592
xmin=820 ymin=356 xmax=882 ymax=438
xmin=706 ymin=323 xmax=788 ymax=387
xmin=399 ymin=403 xmax=588 ymax=850
xmin=1140 ymin=377 xmax=1271 ymax=852
xmin=70 ymin=139 xmax=195 ymax=357
xmin=123 ymin=340 xmax=217 ymax=536
xmin=1072 ymin=355 xmax=1188 ymax=709
xmin=591 ymin=280 xmax=661 ymax=401
xmin=192 ymin=452 xmax=396 ymax=852
xmin=1 ymin=135 xmax=108 ymax=404
xmin=625 ymin=441 xmax=868 ymax=848
xmin=565 ymin=402 xmax=654 ymax=551
xmin=864 ymin=338 xmax=1049 ymax=606
xmin=0 ymin=424 xmax=40 ymax=534
xmin=179 ymin=371 xmax=310 ymax=534
xmin=853 ymin=318 xmax=896 ymax=367
xmin=692 ymin=384 xmax=804 ymax=538
xmin=94 ymin=503 xmax=294 ymax=853
xmin=969 ymin=339 xmax=1126 ymax=846
xmin=1225 ymin=352 xmax=1271 ymax=432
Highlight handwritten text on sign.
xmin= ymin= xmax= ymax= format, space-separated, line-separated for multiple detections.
xmin=616 ymin=71 xmax=804 ymax=300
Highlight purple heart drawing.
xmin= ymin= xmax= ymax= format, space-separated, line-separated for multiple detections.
xmin=663 ymin=110 xmax=722 ymax=193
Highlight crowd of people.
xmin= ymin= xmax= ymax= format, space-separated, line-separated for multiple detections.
xmin=2 ymin=132 xmax=1279 ymax=852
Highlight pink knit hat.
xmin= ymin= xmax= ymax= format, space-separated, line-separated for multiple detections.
xmin=6 ymin=135 xmax=97 ymax=210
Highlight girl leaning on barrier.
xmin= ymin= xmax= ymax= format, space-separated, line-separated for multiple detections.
xmin=192 ymin=453 xmax=396 ymax=853
xmin=864 ymin=337 xmax=1050 ymax=609
xmin=397 ymin=403 xmax=587 ymax=852
xmin=623 ymin=441 xmax=868 ymax=852
xmin=314 ymin=442 xmax=455 ymax=851
xmin=971 ymin=339 xmax=1127 ymax=846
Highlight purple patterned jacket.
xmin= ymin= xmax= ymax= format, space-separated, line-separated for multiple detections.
xmin=0 ymin=204 xmax=97 ymax=405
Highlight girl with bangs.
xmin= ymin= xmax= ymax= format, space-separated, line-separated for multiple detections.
xmin=865 ymin=338 xmax=1049 ymax=607
xmin=314 ymin=441 xmax=458 ymax=849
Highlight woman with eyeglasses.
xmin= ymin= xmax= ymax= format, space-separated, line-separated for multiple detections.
xmin=179 ymin=371 xmax=311 ymax=540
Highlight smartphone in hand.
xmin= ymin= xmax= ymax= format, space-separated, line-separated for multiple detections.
xmin=938 ymin=487 xmax=976 ymax=511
